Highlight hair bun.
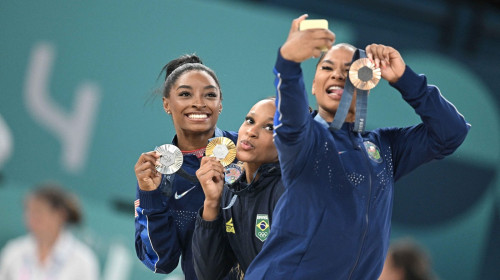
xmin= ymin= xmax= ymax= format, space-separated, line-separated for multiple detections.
xmin=163 ymin=54 xmax=203 ymax=81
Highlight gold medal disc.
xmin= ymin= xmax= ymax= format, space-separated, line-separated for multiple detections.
xmin=206 ymin=137 xmax=236 ymax=167
xmin=348 ymin=58 xmax=381 ymax=90
xmin=154 ymin=144 xmax=183 ymax=174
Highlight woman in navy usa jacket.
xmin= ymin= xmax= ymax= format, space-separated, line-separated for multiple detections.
xmin=133 ymin=54 xmax=237 ymax=279
xmin=192 ymin=98 xmax=284 ymax=280
xmin=246 ymin=15 xmax=470 ymax=279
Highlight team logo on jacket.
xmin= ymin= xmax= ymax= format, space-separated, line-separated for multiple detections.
xmin=224 ymin=162 xmax=243 ymax=184
xmin=226 ymin=218 xmax=235 ymax=234
xmin=363 ymin=141 xmax=383 ymax=163
xmin=255 ymin=214 xmax=270 ymax=242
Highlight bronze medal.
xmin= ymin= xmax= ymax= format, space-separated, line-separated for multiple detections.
xmin=348 ymin=58 xmax=381 ymax=90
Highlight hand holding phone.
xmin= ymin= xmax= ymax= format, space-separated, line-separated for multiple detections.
xmin=299 ymin=19 xmax=329 ymax=52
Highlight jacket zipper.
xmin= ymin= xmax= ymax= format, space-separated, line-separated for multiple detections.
xmin=348 ymin=137 xmax=373 ymax=279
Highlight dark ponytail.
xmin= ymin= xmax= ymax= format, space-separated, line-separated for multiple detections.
xmin=159 ymin=54 xmax=222 ymax=99
xmin=160 ymin=54 xmax=203 ymax=81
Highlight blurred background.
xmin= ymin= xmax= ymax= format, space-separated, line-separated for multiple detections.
xmin=0 ymin=0 xmax=498 ymax=279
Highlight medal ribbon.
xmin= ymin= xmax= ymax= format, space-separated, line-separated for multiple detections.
xmin=330 ymin=49 xmax=369 ymax=133
xmin=159 ymin=169 xmax=199 ymax=198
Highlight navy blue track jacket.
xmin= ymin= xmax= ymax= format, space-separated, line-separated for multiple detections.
xmin=245 ymin=51 xmax=470 ymax=279
xmin=134 ymin=128 xmax=238 ymax=280
xmin=192 ymin=162 xmax=284 ymax=280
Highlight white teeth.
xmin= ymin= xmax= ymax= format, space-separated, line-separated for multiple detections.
xmin=328 ymin=86 xmax=342 ymax=90
xmin=188 ymin=114 xmax=208 ymax=119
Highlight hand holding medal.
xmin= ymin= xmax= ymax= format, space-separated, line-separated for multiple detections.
xmin=205 ymin=137 xmax=243 ymax=185
xmin=365 ymin=43 xmax=406 ymax=84
xmin=331 ymin=48 xmax=384 ymax=133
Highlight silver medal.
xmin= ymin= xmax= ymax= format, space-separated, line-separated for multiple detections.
xmin=154 ymin=144 xmax=183 ymax=174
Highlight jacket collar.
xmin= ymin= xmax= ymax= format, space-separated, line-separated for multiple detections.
xmin=171 ymin=126 xmax=224 ymax=146
xmin=312 ymin=111 xmax=354 ymax=131
xmin=227 ymin=162 xmax=281 ymax=195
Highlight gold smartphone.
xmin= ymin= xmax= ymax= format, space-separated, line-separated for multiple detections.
xmin=299 ymin=19 xmax=328 ymax=31
xmin=299 ymin=19 xmax=329 ymax=51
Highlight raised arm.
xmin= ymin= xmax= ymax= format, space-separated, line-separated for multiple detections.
xmin=274 ymin=14 xmax=335 ymax=142
xmin=366 ymin=44 xmax=470 ymax=180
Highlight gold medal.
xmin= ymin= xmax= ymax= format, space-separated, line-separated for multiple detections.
xmin=206 ymin=137 xmax=236 ymax=167
xmin=348 ymin=58 xmax=381 ymax=90
xmin=154 ymin=144 xmax=183 ymax=174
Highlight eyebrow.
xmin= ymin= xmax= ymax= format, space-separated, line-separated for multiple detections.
xmin=176 ymin=85 xmax=218 ymax=90
xmin=322 ymin=59 xmax=352 ymax=67
xmin=248 ymin=112 xmax=274 ymax=122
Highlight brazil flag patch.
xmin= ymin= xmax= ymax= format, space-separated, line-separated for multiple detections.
xmin=255 ymin=214 xmax=270 ymax=242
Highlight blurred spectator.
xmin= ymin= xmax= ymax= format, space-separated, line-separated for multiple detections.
xmin=0 ymin=183 xmax=99 ymax=280
xmin=379 ymin=238 xmax=437 ymax=280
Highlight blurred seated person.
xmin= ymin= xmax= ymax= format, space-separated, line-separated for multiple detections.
xmin=379 ymin=238 xmax=437 ymax=280
xmin=0 ymin=183 xmax=100 ymax=280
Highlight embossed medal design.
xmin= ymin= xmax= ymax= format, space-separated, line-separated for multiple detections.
xmin=206 ymin=137 xmax=236 ymax=167
xmin=154 ymin=144 xmax=183 ymax=174
xmin=349 ymin=58 xmax=381 ymax=90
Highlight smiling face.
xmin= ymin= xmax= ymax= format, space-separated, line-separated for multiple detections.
xmin=236 ymin=99 xmax=278 ymax=164
xmin=312 ymin=44 xmax=356 ymax=122
xmin=163 ymin=70 xmax=222 ymax=135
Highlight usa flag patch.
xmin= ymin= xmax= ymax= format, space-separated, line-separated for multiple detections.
xmin=134 ymin=199 xmax=140 ymax=217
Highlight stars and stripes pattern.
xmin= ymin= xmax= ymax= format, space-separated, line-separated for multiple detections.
xmin=134 ymin=199 xmax=140 ymax=217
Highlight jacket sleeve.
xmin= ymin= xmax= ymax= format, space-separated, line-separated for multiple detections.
xmin=272 ymin=49 xmax=319 ymax=179
xmin=385 ymin=66 xmax=471 ymax=181
xmin=134 ymin=184 xmax=181 ymax=274
xmin=192 ymin=207 xmax=236 ymax=280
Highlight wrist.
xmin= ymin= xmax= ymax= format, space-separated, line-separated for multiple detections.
xmin=280 ymin=46 xmax=293 ymax=62
xmin=202 ymin=201 xmax=220 ymax=221
xmin=138 ymin=182 xmax=157 ymax=191
xmin=204 ymin=199 xmax=220 ymax=210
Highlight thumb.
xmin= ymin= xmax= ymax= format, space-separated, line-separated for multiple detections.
xmin=291 ymin=14 xmax=309 ymax=32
